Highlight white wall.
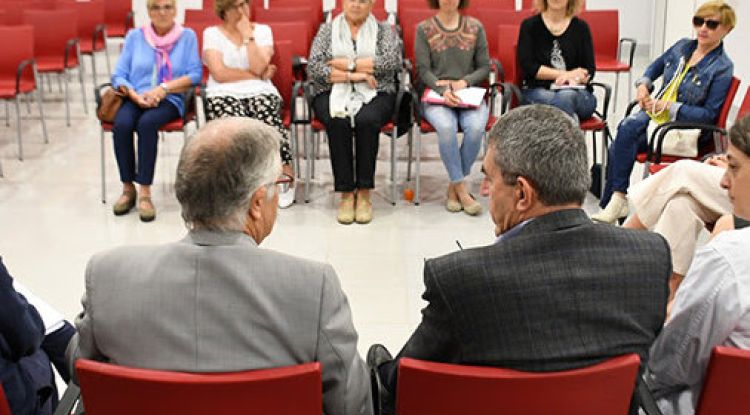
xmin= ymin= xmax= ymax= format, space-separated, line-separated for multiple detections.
xmin=586 ymin=0 xmax=653 ymax=56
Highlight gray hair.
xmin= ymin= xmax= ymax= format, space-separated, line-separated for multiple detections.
xmin=175 ymin=117 xmax=281 ymax=231
xmin=487 ymin=104 xmax=591 ymax=206
xmin=730 ymin=114 xmax=750 ymax=158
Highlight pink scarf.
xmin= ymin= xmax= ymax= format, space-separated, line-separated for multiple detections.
xmin=142 ymin=22 xmax=184 ymax=83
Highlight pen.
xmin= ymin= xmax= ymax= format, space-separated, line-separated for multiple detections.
xmin=455 ymin=240 xmax=463 ymax=250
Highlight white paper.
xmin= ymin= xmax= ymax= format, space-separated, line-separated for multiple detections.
xmin=424 ymin=87 xmax=486 ymax=107
xmin=550 ymin=84 xmax=586 ymax=90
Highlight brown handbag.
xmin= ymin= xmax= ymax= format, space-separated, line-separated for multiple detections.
xmin=97 ymin=86 xmax=128 ymax=123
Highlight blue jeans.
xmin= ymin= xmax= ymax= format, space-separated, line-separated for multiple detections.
xmin=422 ymin=102 xmax=489 ymax=183
xmin=522 ymin=87 xmax=597 ymax=120
xmin=600 ymin=111 xmax=651 ymax=207
xmin=112 ymin=100 xmax=180 ymax=186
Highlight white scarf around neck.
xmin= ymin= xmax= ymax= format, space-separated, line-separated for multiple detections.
xmin=330 ymin=13 xmax=378 ymax=122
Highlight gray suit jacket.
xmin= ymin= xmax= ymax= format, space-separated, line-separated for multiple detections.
xmin=69 ymin=230 xmax=371 ymax=415
xmin=379 ymin=209 xmax=671 ymax=414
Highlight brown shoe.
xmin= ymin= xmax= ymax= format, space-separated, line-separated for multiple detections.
xmin=138 ymin=196 xmax=156 ymax=222
xmin=113 ymin=189 xmax=137 ymax=216
xmin=355 ymin=196 xmax=373 ymax=224
xmin=337 ymin=196 xmax=355 ymax=224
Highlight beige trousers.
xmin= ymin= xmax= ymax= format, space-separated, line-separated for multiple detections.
xmin=629 ymin=160 xmax=731 ymax=275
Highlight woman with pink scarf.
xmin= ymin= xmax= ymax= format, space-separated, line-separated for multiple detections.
xmin=111 ymin=0 xmax=202 ymax=222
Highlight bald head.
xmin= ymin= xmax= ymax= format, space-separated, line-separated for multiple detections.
xmin=175 ymin=118 xmax=281 ymax=231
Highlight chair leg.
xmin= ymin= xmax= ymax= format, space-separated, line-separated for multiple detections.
xmin=103 ymin=48 xmax=112 ymax=81
xmin=627 ymin=71 xmax=632 ymax=104
xmin=612 ymin=73 xmax=620 ymax=113
xmin=64 ymin=71 xmax=71 ymax=127
xmin=101 ymin=129 xmax=106 ymax=203
xmin=15 ymin=96 xmax=23 ymax=161
xmin=35 ymin=70 xmax=49 ymax=144
xmin=5 ymin=100 xmax=9 ymax=127
xmin=390 ymin=130 xmax=397 ymax=206
xmin=25 ymin=92 xmax=31 ymax=115
xmin=78 ymin=49 xmax=89 ymax=114
xmin=305 ymin=125 xmax=313 ymax=203
xmin=406 ymin=128 xmax=413 ymax=181
xmin=90 ymin=54 xmax=98 ymax=90
xmin=415 ymin=125 xmax=421 ymax=205
xmin=57 ymin=73 xmax=63 ymax=94
xmin=642 ymin=160 xmax=651 ymax=179
xmin=291 ymin=124 xmax=301 ymax=179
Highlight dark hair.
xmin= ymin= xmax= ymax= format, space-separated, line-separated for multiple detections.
xmin=729 ymin=114 xmax=750 ymax=158
xmin=427 ymin=0 xmax=469 ymax=10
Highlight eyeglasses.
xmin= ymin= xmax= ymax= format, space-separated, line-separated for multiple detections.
xmin=272 ymin=175 xmax=294 ymax=194
xmin=692 ymin=16 xmax=721 ymax=30
xmin=149 ymin=4 xmax=175 ymax=12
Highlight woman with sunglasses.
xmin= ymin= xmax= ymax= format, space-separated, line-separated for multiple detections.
xmin=203 ymin=0 xmax=297 ymax=208
xmin=593 ymin=0 xmax=735 ymax=224
xmin=111 ymin=0 xmax=202 ymax=222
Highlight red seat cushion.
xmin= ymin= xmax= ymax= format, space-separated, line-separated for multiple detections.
xmin=79 ymin=38 xmax=106 ymax=54
xmin=101 ymin=115 xmax=190 ymax=132
xmin=596 ymin=59 xmax=630 ymax=72
xmin=580 ymin=116 xmax=605 ymax=131
xmin=311 ymin=118 xmax=325 ymax=131
xmin=0 ymin=80 xmax=37 ymax=97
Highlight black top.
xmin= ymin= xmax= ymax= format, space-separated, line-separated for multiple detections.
xmin=517 ymin=14 xmax=596 ymax=89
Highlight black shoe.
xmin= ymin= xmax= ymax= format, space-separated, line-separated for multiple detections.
xmin=367 ymin=343 xmax=393 ymax=369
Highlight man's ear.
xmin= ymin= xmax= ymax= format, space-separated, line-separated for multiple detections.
xmin=515 ymin=176 xmax=536 ymax=212
xmin=248 ymin=186 xmax=267 ymax=220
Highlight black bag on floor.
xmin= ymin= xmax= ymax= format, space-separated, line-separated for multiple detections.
xmin=590 ymin=163 xmax=602 ymax=199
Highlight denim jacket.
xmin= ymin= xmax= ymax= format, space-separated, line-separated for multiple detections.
xmin=635 ymin=38 xmax=733 ymax=124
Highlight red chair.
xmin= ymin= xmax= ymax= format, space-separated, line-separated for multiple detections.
xmin=56 ymin=0 xmax=110 ymax=88
xmin=0 ymin=10 xmax=7 ymax=24
xmin=23 ymin=9 xmax=86 ymax=126
xmin=0 ymin=0 xmax=55 ymax=24
xmin=463 ymin=0 xmax=517 ymax=16
xmin=253 ymin=5 xmax=323 ymax=30
xmin=395 ymin=355 xmax=640 ymax=415
xmin=738 ymin=86 xmax=750 ymax=120
xmin=0 ymin=25 xmax=48 ymax=168
xmin=694 ymin=346 xmax=750 ymax=415
xmin=95 ymin=83 xmax=198 ymax=202
xmin=326 ymin=5 xmax=391 ymax=22
xmin=0 ymin=384 xmax=11 ymax=415
xmin=522 ymin=0 xmax=586 ymax=9
xmin=103 ymin=0 xmax=134 ymax=38
xmin=580 ymin=10 xmax=636 ymax=112
xmin=632 ymin=76 xmax=741 ymax=177
xmin=71 ymin=359 xmax=322 ymax=415
xmin=184 ymin=8 xmax=221 ymax=25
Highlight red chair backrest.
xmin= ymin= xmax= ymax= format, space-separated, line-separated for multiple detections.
xmin=579 ymin=9 xmax=619 ymax=62
xmin=0 ymin=384 xmax=11 ymax=415
xmin=327 ymin=7 xmax=390 ymax=22
xmin=480 ymin=10 xmax=532 ymax=56
xmin=396 ymin=354 xmax=640 ymax=415
xmin=75 ymin=359 xmax=323 ymax=415
xmin=464 ymin=0 xmax=517 ymax=16
xmin=56 ymin=0 xmax=107 ymax=49
xmin=253 ymin=6 xmax=321 ymax=34
xmin=0 ymin=25 xmax=35 ymax=87
xmin=496 ymin=24 xmax=521 ymax=85
xmin=737 ymin=87 xmax=750 ymax=121
xmin=0 ymin=10 xmax=6 ymax=25
xmin=23 ymin=9 xmax=78 ymax=63
xmin=272 ymin=40 xmax=294 ymax=110
xmin=266 ymin=20 xmax=313 ymax=61
xmin=399 ymin=7 xmax=435 ymax=62
xmin=103 ymin=0 xmax=133 ymax=37
xmin=716 ymin=77 xmax=741 ymax=129
xmin=0 ymin=0 xmax=54 ymax=24
xmin=695 ymin=347 xmax=750 ymax=415
xmin=184 ymin=9 xmax=221 ymax=25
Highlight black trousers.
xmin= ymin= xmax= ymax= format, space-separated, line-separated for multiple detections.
xmin=313 ymin=91 xmax=395 ymax=192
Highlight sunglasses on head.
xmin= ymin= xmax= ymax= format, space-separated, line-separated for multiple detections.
xmin=693 ymin=16 xmax=721 ymax=30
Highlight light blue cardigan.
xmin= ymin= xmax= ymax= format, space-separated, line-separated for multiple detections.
xmin=112 ymin=27 xmax=203 ymax=116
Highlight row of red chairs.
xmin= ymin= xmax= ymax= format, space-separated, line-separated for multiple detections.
xmin=11 ymin=346 xmax=745 ymax=414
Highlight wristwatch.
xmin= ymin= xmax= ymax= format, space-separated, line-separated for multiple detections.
xmin=242 ymin=36 xmax=254 ymax=46
xmin=159 ymin=82 xmax=169 ymax=93
xmin=347 ymin=58 xmax=356 ymax=72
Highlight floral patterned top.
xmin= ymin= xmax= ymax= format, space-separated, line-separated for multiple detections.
xmin=415 ymin=15 xmax=489 ymax=95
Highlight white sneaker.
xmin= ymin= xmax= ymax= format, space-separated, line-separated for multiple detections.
xmin=278 ymin=186 xmax=295 ymax=209
xmin=591 ymin=193 xmax=629 ymax=224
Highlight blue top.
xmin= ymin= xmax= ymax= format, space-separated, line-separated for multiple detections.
xmin=0 ymin=257 xmax=47 ymax=415
xmin=637 ymin=38 xmax=734 ymax=124
xmin=112 ymin=27 xmax=203 ymax=116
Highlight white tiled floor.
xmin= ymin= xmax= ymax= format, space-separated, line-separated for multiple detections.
xmin=0 ymin=45 xmax=652 ymax=358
